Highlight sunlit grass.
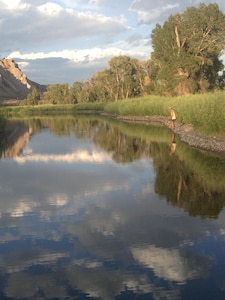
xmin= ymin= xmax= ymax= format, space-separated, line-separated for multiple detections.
xmin=0 ymin=102 xmax=105 ymax=116
xmin=104 ymin=91 xmax=225 ymax=135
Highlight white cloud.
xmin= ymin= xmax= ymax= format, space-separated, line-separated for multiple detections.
xmin=130 ymin=0 xmax=180 ymax=24
xmin=88 ymin=0 xmax=109 ymax=6
xmin=138 ymin=4 xmax=180 ymax=24
xmin=1 ymin=0 xmax=224 ymax=84
xmin=7 ymin=42 xmax=149 ymax=84
xmin=0 ymin=1 xmax=128 ymax=49
xmin=0 ymin=0 xmax=30 ymax=10
xmin=37 ymin=2 xmax=63 ymax=15
xmin=8 ymin=46 xmax=148 ymax=63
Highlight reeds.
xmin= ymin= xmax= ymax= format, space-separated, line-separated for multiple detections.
xmin=104 ymin=91 xmax=225 ymax=135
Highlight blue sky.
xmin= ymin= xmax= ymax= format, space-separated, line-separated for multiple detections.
xmin=1 ymin=0 xmax=225 ymax=85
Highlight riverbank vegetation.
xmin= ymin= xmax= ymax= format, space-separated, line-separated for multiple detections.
xmin=104 ymin=91 xmax=225 ymax=135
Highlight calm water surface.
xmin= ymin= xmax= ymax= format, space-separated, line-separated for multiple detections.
xmin=0 ymin=116 xmax=225 ymax=300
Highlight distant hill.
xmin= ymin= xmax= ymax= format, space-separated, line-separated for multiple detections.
xmin=0 ymin=58 xmax=46 ymax=100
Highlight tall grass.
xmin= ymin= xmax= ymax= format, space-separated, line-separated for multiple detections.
xmin=104 ymin=91 xmax=225 ymax=135
xmin=175 ymin=92 xmax=225 ymax=134
xmin=104 ymin=96 xmax=167 ymax=116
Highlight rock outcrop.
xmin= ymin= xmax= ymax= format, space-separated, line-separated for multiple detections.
xmin=0 ymin=58 xmax=46 ymax=100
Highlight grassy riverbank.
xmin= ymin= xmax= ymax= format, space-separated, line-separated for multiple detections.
xmin=104 ymin=91 xmax=225 ymax=135
xmin=0 ymin=102 xmax=105 ymax=116
xmin=0 ymin=91 xmax=225 ymax=136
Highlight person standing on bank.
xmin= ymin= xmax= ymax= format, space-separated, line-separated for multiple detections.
xmin=169 ymin=107 xmax=176 ymax=130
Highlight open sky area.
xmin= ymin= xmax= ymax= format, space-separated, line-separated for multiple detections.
xmin=1 ymin=0 xmax=225 ymax=86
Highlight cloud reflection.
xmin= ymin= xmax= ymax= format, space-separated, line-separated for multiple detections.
xmin=14 ymin=149 xmax=113 ymax=164
xmin=131 ymin=245 xmax=213 ymax=283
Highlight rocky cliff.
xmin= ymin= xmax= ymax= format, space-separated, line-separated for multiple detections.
xmin=0 ymin=58 xmax=46 ymax=100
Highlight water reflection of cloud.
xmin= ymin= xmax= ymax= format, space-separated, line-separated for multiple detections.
xmin=0 ymin=250 xmax=68 ymax=274
xmin=14 ymin=149 xmax=113 ymax=164
xmin=64 ymin=265 xmax=182 ymax=300
xmin=72 ymin=258 xmax=103 ymax=268
xmin=0 ymin=161 xmax=131 ymax=220
xmin=47 ymin=193 xmax=69 ymax=207
xmin=10 ymin=200 xmax=37 ymax=217
xmin=0 ymin=185 xmax=220 ymax=300
xmin=65 ymin=267 xmax=153 ymax=300
xmin=131 ymin=245 xmax=214 ymax=283
xmin=4 ymin=273 xmax=67 ymax=299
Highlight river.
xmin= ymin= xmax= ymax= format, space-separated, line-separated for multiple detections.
xmin=0 ymin=115 xmax=225 ymax=300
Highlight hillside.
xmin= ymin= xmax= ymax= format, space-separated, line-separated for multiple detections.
xmin=0 ymin=58 xmax=46 ymax=100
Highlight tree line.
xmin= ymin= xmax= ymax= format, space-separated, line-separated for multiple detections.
xmin=24 ymin=3 xmax=225 ymax=105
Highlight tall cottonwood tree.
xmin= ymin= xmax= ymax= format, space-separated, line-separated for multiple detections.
xmin=91 ymin=69 xmax=116 ymax=102
xmin=91 ymin=56 xmax=149 ymax=102
xmin=108 ymin=56 xmax=138 ymax=101
xmin=42 ymin=83 xmax=72 ymax=104
xmin=150 ymin=3 xmax=225 ymax=95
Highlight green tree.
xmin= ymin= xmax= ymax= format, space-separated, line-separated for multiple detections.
xmin=25 ymin=88 xmax=40 ymax=105
xmin=42 ymin=84 xmax=71 ymax=104
xmin=151 ymin=3 xmax=225 ymax=95
xmin=91 ymin=69 xmax=115 ymax=102
xmin=109 ymin=56 xmax=139 ymax=101
xmin=71 ymin=80 xmax=95 ymax=103
xmin=90 ymin=56 xmax=148 ymax=102
xmin=71 ymin=81 xmax=85 ymax=103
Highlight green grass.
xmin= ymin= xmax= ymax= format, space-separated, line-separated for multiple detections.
xmin=0 ymin=102 xmax=105 ymax=116
xmin=175 ymin=92 xmax=225 ymax=134
xmin=104 ymin=96 xmax=167 ymax=116
xmin=104 ymin=91 xmax=225 ymax=135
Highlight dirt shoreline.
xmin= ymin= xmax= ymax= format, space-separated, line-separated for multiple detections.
xmin=97 ymin=112 xmax=225 ymax=158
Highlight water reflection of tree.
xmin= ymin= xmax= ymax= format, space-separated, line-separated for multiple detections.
xmin=94 ymin=124 xmax=150 ymax=163
xmin=6 ymin=116 xmax=225 ymax=218
xmin=19 ymin=117 xmax=151 ymax=163
xmin=151 ymin=142 xmax=225 ymax=219
xmin=75 ymin=118 xmax=225 ymax=219
xmin=0 ymin=117 xmax=7 ymax=155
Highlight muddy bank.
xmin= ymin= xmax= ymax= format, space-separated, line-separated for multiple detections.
xmin=98 ymin=112 xmax=225 ymax=157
